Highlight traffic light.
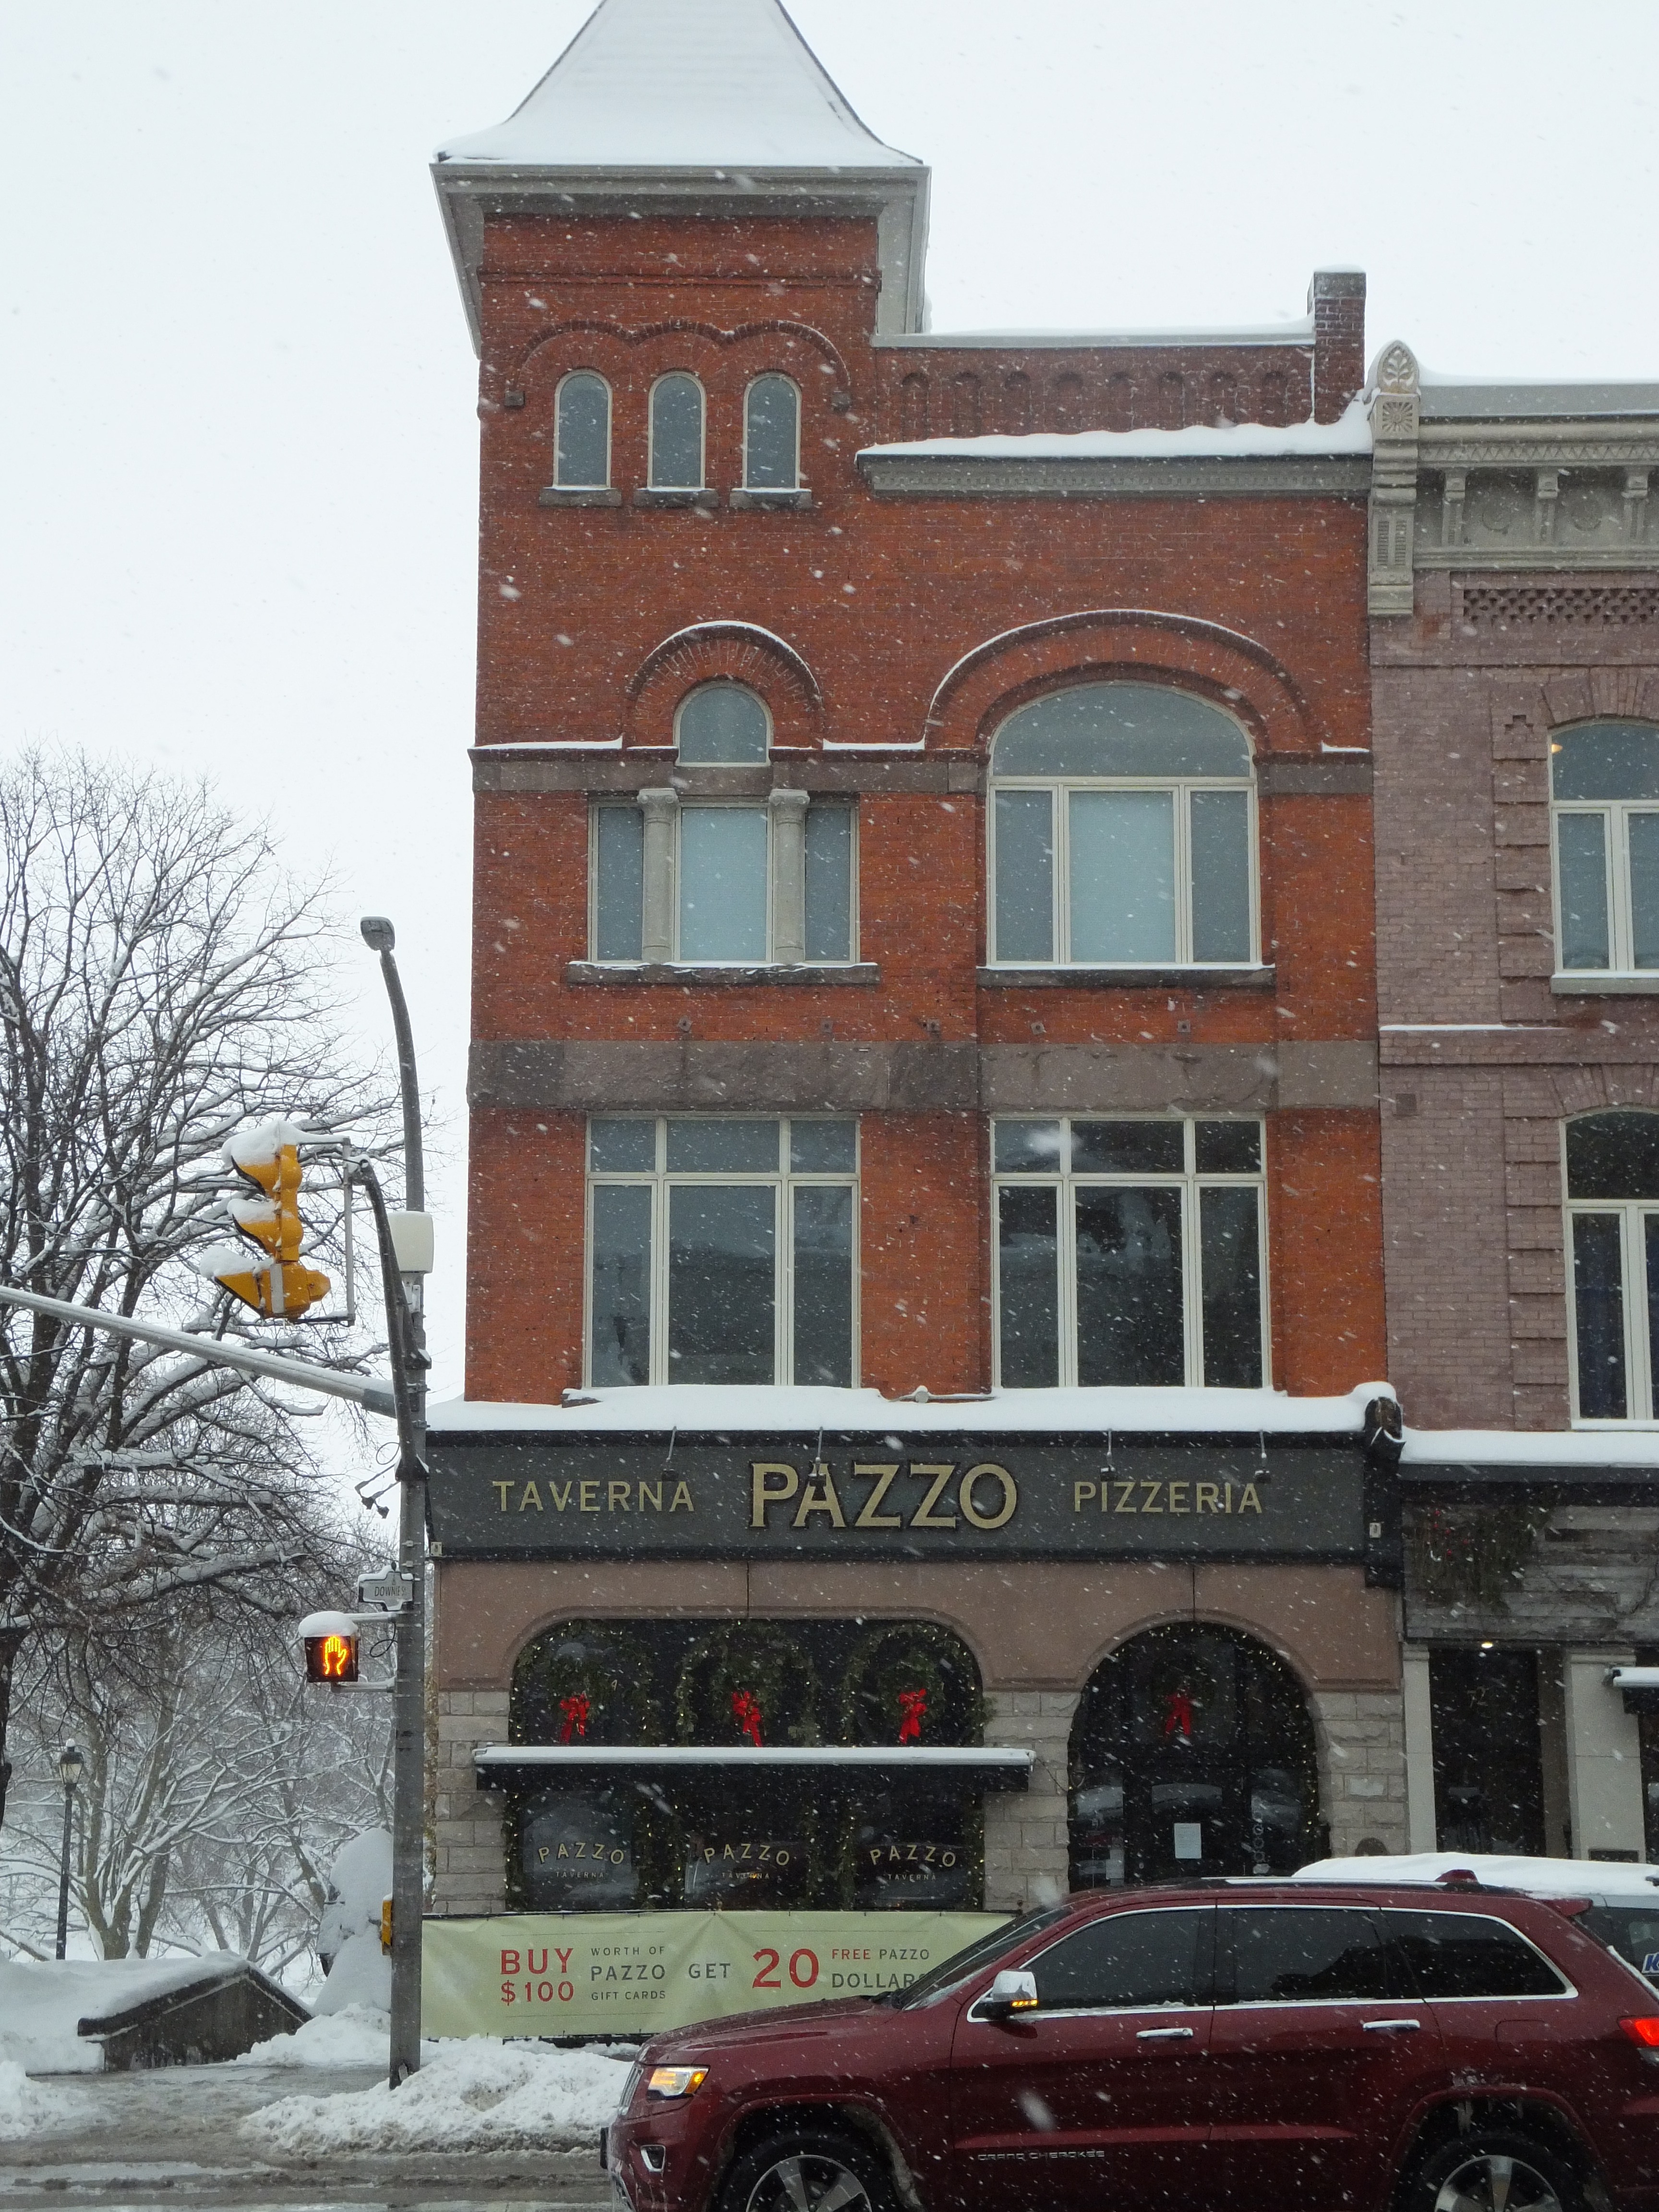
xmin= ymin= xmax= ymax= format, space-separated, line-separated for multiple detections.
xmin=299 ymin=1609 xmax=360 ymax=1684
xmin=198 ymin=1117 xmax=331 ymax=1320
xmin=380 ymin=1896 xmax=393 ymax=1954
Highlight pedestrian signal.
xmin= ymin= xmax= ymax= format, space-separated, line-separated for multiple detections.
xmin=299 ymin=1609 xmax=360 ymax=1684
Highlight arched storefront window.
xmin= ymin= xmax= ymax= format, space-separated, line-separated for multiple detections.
xmin=744 ymin=375 xmax=800 ymax=490
xmin=1551 ymin=720 xmax=1659 ymax=976
xmin=507 ymin=1617 xmax=984 ymax=1911
xmin=1070 ymin=1623 xmax=1319 ymax=1886
xmin=988 ymin=683 xmax=1256 ymax=968
xmin=649 ymin=372 xmax=706 ymax=490
xmin=1566 ymin=1109 xmax=1659 ymax=1419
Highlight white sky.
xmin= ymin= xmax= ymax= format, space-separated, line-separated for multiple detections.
xmin=1 ymin=0 xmax=1656 ymax=1407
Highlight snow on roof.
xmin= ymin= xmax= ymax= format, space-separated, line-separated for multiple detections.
xmin=436 ymin=0 xmax=919 ymax=171
xmin=0 ymin=1956 xmax=253 ymax=2075
xmin=860 ymin=399 xmax=1372 ymax=464
xmin=427 ymin=1382 xmax=1388 ymax=1438
xmin=1402 ymin=1427 xmax=1659 ymax=1468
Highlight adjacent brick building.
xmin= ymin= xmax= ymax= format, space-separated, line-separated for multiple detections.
xmin=1367 ymin=347 xmax=1659 ymax=1864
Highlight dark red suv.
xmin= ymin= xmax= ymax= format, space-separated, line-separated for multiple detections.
xmin=604 ymin=1884 xmax=1659 ymax=2212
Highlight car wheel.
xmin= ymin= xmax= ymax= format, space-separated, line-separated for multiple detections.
xmin=719 ymin=2128 xmax=894 ymax=2212
xmin=1407 ymin=2130 xmax=1582 ymax=2212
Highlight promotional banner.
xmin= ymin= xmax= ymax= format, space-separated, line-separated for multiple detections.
xmin=422 ymin=1911 xmax=1007 ymax=2041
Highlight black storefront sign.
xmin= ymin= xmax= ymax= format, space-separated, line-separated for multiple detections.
xmin=427 ymin=1429 xmax=1377 ymax=1565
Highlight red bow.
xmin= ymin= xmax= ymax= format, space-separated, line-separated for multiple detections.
xmin=732 ymin=1689 xmax=764 ymax=1747
xmin=897 ymin=1687 xmax=927 ymax=1743
xmin=558 ymin=1693 xmax=590 ymax=1743
xmin=1163 ymin=1689 xmax=1194 ymax=1739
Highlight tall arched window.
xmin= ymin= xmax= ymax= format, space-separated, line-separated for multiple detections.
xmin=989 ymin=683 xmax=1256 ymax=967
xmin=553 ymin=372 xmax=610 ymax=489
xmin=1566 ymin=1110 xmax=1659 ymax=1419
xmin=1551 ymin=721 xmax=1659 ymax=976
xmin=744 ymin=375 xmax=800 ymax=490
xmin=649 ymin=373 xmax=705 ymax=490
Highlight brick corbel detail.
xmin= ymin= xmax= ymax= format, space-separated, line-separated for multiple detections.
xmin=624 ymin=622 xmax=825 ymax=750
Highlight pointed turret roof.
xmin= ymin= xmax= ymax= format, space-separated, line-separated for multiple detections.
xmin=438 ymin=0 xmax=918 ymax=170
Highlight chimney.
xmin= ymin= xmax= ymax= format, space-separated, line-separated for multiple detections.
xmin=1310 ymin=269 xmax=1366 ymax=423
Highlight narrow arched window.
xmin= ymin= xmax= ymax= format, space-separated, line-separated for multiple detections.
xmin=649 ymin=373 xmax=705 ymax=490
xmin=675 ymin=683 xmax=770 ymax=764
xmin=744 ymin=376 xmax=800 ymax=490
xmin=1566 ymin=1110 xmax=1659 ymax=1420
xmin=988 ymin=683 xmax=1256 ymax=968
xmin=554 ymin=372 xmax=610 ymax=488
xmin=1551 ymin=721 xmax=1659 ymax=976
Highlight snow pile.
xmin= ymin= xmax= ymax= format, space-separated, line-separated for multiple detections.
xmin=241 ymin=2038 xmax=631 ymax=2153
xmin=0 ymin=2059 xmax=89 ymax=2140
xmin=313 ymin=1829 xmax=393 ymax=2018
xmin=0 ymin=1956 xmax=248 ymax=2074
xmin=238 ymin=2004 xmax=398 ymax=2070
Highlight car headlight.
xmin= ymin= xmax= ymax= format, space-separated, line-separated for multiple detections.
xmin=647 ymin=2065 xmax=709 ymax=2100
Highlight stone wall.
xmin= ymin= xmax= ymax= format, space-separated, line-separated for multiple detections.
xmin=980 ymin=1688 xmax=1078 ymax=1912
xmin=431 ymin=1688 xmax=508 ymax=1919
xmin=1309 ymin=1684 xmax=1409 ymax=1855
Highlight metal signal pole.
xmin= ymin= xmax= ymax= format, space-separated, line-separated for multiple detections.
xmin=360 ymin=916 xmax=430 ymax=2089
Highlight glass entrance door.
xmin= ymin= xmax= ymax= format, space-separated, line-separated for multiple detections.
xmin=1070 ymin=1624 xmax=1320 ymax=1886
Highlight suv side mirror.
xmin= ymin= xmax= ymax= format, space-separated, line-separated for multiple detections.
xmin=981 ymin=1968 xmax=1039 ymax=2021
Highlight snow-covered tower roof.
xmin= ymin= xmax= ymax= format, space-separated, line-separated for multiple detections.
xmin=432 ymin=0 xmax=929 ymax=349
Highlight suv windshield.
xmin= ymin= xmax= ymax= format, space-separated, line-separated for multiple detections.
xmin=890 ymin=1906 xmax=1071 ymax=2009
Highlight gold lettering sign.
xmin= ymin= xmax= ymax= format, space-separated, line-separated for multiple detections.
xmin=750 ymin=1461 xmax=1022 ymax=1533
xmin=496 ymin=1479 xmax=694 ymax=1515
xmin=1071 ymin=1474 xmax=1268 ymax=1517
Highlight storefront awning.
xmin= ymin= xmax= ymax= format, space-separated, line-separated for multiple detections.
xmin=1608 ymin=1667 xmax=1659 ymax=1714
xmin=474 ymin=1744 xmax=1033 ymax=1790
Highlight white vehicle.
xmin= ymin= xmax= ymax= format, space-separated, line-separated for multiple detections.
xmin=1295 ymin=1850 xmax=1659 ymax=1981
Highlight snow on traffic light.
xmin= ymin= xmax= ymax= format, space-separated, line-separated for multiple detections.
xmin=194 ymin=1116 xmax=332 ymax=1320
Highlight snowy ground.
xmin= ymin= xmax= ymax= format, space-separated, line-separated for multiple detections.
xmin=0 ymin=2020 xmax=629 ymax=2207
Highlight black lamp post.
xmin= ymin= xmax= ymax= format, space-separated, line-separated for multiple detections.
xmin=54 ymin=1743 xmax=83 ymax=1960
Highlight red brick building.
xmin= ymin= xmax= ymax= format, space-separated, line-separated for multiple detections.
xmin=425 ymin=0 xmax=1407 ymax=1931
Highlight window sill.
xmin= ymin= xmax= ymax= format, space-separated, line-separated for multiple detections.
xmin=1551 ymin=973 xmax=1659 ymax=996
xmin=976 ymin=964 xmax=1276 ymax=990
xmin=727 ymin=488 xmax=816 ymax=511
xmin=632 ymin=487 xmax=720 ymax=511
xmin=565 ymin=961 xmax=880 ymax=987
xmin=538 ymin=486 xmax=623 ymax=508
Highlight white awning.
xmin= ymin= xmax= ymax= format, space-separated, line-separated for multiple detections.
xmin=474 ymin=1743 xmax=1032 ymax=1788
xmin=1607 ymin=1667 xmax=1659 ymax=1690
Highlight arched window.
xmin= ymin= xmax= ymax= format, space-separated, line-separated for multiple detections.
xmin=743 ymin=375 xmax=800 ymax=490
xmin=989 ymin=683 xmax=1256 ymax=967
xmin=1551 ymin=721 xmax=1659 ymax=975
xmin=1565 ymin=1110 xmax=1659 ymax=1419
xmin=649 ymin=373 xmax=705 ymax=490
xmin=553 ymin=372 xmax=610 ymax=488
xmin=675 ymin=682 xmax=770 ymax=763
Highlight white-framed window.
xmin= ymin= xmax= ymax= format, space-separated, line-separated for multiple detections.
xmin=987 ymin=683 xmax=1257 ymax=967
xmin=649 ymin=372 xmax=705 ymax=490
xmin=744 ymin=375 xmax=800 ymax=490
xmin=1565 ymin=1110 xmax=1659 ymax=1421
xmin=1551 ymin=721 xmax=1659 ymax=976
xmin=590 ymin=795 xmax=855 ymax=964
xmin=992 ymin=1116 xmax=1268 ymax=1389
xmin=677 ymin=683 xmax=770 ymax=764
xmin=587 ymin=1117 xmax=858 ymax=1387
xmin=553 ymin=371 xmax=611 ymax=488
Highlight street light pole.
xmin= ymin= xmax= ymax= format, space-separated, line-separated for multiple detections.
xmin=54 ymin=1743 xmax=82 ymax=1960
xmin=359 ymin=917 xmax=429 ymax=2090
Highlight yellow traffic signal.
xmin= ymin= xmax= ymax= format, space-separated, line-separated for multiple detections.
xmin=380 ymin=1896 xmax=393 ymax=1954
xmin=299 ymin=1610 xmax=360 ymax=1683
xmin=200 ymin=1118 xmax=331 ymax=1320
